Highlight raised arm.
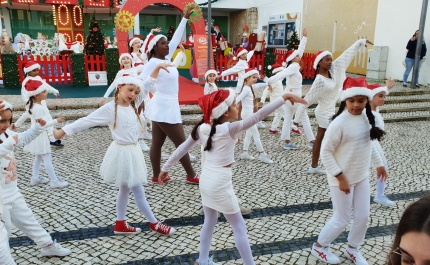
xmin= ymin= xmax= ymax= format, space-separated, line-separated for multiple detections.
xmin=260 ymin=87 xmax=270 ymax=103
xmin=297 ymin=36 xmax=307 ymax=58
xmin=221 ymin=63 xmax=247 ymax=77
xmin=14 ymin=111 xmax=30 ymax=128
xmin=162 ymin=135 xmax=200 ymax=172
xmin=246 ymin=50 xmax=255 ymax=62
xmin=45 ymin=82 xmax=59 ymax=97
xmin=168 ymin=17 xmax=188 ymax=60
xmin=267 ymin=64 xmax=298 ymax=84
xmin=15 ymin=123 xmax=45 ymax=147
xmin=332 ymin=39 xmax=367 ymax=74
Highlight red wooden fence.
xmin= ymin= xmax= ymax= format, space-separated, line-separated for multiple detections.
xmin=216 ymin=52 xmax=265 ymax=82
xmin=18 ymin=55 xmax=73 ymax=85
xmin=84 ymin=55 xmax=106 ymax=83
xmin=274 ymin=49 xmax=317 ymax=79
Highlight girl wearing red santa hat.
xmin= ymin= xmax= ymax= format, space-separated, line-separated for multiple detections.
xmin=266 ymin=29 xmax=315 ymax=150
xmin=237 ymin=69 xmax=273 ymax=163
xmin=18 ymin=80 xmax=68 ymax=189
xmin=367 ymin=78 xmax=395 ymax=207
xmin=158 ymin=88 xmax=306 ymax=265
xmin=204 ymin=69 xmax=220 ymax=95
xmin=311 ymin=77 xmax=387 ymax=265
xmin=294 ymin=38 xmax=373 ymax=175
xmin=53 ymin=70 xmax=176 ymax=236
xmin=138 ymin=8 xmax=200 ymax=185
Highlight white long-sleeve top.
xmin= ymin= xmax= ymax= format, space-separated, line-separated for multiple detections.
xmin=236 ymin=83 xmax=269 ymax=113
xmin=103 ymin=68 xmax=139 ymax=98
xmin=295 ymin=39 xmax=367 ymax=122
xmin=131 ymin=52 xmax=147 ymax=65
xmin=15 ymin=101 xmax=57 ymax=129
xmin=204 ymin=82 xmax=219 ymax=95
xmin=162 ymin=97 xmax=286 ymax=172
xmin=321 ymin=110 xmax=383 ymax=186
xmin=21 ymin=76 xmax=59 ymax=102
xmin=221 ymin=51 xmax=255 ymax=93
xmin=260 ymin=79 xmax=284 ymax=103
xmin=0 ymin=125 xmax=44 ymax=201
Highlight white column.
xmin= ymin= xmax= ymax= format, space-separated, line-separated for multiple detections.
xmin=134 ymin=14 xmax=140 ymax=35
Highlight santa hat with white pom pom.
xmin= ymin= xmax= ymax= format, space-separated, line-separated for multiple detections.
xmin=198 ymin=88 xmax=236 ymax=135
xmin=267 ymin=63 xmax=284 ymax=74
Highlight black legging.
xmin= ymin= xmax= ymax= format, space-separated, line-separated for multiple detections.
xmin=150 ymin=121 xmax=196 ymax=178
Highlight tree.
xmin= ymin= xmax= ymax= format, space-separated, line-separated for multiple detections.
xmin=287 ymin=31 xmax=300 ymax=50
xmin=85 ymin=14 xmax=105 ymax=56
xmin=167 ymin=25 xmax=175 ymax=41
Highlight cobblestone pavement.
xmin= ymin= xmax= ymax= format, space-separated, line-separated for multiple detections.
xmin=3 ymin=80 xmax=430 ymax=264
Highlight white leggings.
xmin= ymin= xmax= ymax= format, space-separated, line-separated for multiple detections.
xmin=281 ymin=102 xmax=315 ymax=142
xmin=0 ymin=224 xmax=16 ymax=265
xmin=242 ymin=112 xmax=264 ymax=153
xmin=116 ymin=185 xmax=157 ymax=223
xmin=375 ymin=143 xmax=388 ymax=197
xmin=198 ymin=206 xmax=255 ymax=265
xmin=317 ymin=178 xmax=370 ymax=248
xmin=32 ymin=153 xmax=58 ymax=182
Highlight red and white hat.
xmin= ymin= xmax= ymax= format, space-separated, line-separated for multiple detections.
xmin=339 ymin=76 xmax=371 ymax=101
xmin=145 ymin=34 xmax=167 ymax=53
xmin=243 ymin=68 xmax=259 ymax=79
xmin=24 ymin=61 xmax=41 ymax=74
xmin=367 ymin=83 xmax=389 ymax=98
xmin=313 ymin=50 xmax=333 ymax=69
xmin=119 ymin=53 xmax=133 ymax=65
xmin=205 ymin=69 xmax=218 ymax=79
xmin=267 ymin=63 xmax=284 ymax=74
xmin=116 ymin=75 xmax=144 ymax=91
xmin=129 ymin=37 xmax=141 ymax=48
xmin=286 ymin=49 xmax=300 ymax=62
xmin=0 ymin=100 xmax=13 ymax=121
xmin=23 ymin=79 xmax=50 ymax=100
xmin=233 ymin=47 xmax=248 ymax=60
xmin=198 ymin=88 xmax=236 ymax=135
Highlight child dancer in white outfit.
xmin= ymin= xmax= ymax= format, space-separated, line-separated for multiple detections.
xmin=294 ymin=39 xmax=373 ymax=174
xmin=236 ymin=69 xmax=273 ymax=164
xmin=311 ymin=77 xmax=387 ymax=265
xmin=204 ymin=69 xmax=220 ymax=95
xmin=368 ymin=79 xmax=395 ymax=207
xmin=129 ymin=37 xmax=146 ymax=74
xmin=267 ymin=29 xmax=315 ymax=150
xmin=0 ymin=101 xmax=71 ymax=259
xmin=158 ymin=89 xmax=307 ymax=265
xmin=54 ymin=74 xmax=175 ymax=236
xmin=18 ymin=80 xmax=68 ymax=189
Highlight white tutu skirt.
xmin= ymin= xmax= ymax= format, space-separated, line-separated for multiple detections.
xmin=315 ymin=105 xmax=335 ymax=129
xmin=144 ymin=92 xmax=182 ymax=124
xmin=200 ymin=166 xmax=239 ymax=214
xmin=24 ymin=131 xmax=51 ymax=155
xmin=99 ymin=142 xmax=148 ymax=187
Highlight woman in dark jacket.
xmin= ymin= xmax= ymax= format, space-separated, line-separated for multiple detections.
xmin=403 ymin=30 xmax=427 ymax=87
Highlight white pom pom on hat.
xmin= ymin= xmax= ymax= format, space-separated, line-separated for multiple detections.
xmin=199 ymin=123 xmax=212 ymax=135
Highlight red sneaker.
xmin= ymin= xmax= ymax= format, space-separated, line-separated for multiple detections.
xmin=114 ymin=220 xmax=141 ymax=235
xmin=186 ymin=174 xmax=200 ymax=185
xmin=149 ymin=221 xmax=176 ymax=235
xmin=152 ymin=176 xmax=171 ymax=183
xmin=269 ymin=129 xmax=279 ymax=134
xmin=291 ymin=128 xmax=302 ymax=136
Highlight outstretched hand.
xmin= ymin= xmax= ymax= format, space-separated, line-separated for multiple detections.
xmin=385 ymin=77 xmax=395 ymax=89
xmin=184 ymin=7 xmax=195 ymax=19
xmin=365 ymin=40 xmax=374 ymax=47
xmin=158 ymin=171 xmax=170 ymax=186
xmin=35 ymin=118 xmax=46 ymax=127
xmin=157 ymin=62 xmax=173 ymax=73
xmin=179 ymin=41 xmax=185 ymax=53
xmin=303 ymin=28 xmax=307 ymax=37
xmin=151 ymin=27 xmax=162 ymax=34
xmin=282 ymin=93 xmax=307 ymax=105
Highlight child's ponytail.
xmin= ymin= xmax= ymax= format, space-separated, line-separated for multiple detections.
xmin=113 ymin=89 xmax=119 ymax=129
xmin=191 ymin=119 xmax=204 ymax=140
xmin=26 ymin=97 xmax=34 ymax=115
xmin=365 ymin=102 xmax=385 ymax=141
xmin=204 ymin=117 xmax=221 ymax=151
xmin=331 ymin=101 xmax=346 ymax=121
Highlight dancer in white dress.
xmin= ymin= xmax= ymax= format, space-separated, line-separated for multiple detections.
xmin=204 ymin=69 xmax=220 ymax=95
xmin=158 ymin=89 xmax=307 ymax=265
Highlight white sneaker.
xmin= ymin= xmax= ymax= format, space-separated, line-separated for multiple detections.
xmin=139 ymin=140 xmax=150 ymax=152
xmin=256 ymin=121 xmax=265 ymax=128
xmin=344 ymin=247 xmax=368 ymax=265
xmin=50 ymin=178 xmax=69 ymax=189
xmin=40 ymin=240 xmax=72 ymax=257
xmin=161 ymin=152 xmax=170 ymax=160
xmin=308 ymin=166 xmax=326 ymax=175
xmin=311 ymin=243 xmax=340 ymax=264
xmin=259 ymin=153 xmax=274 ymax=164
xmin=373 ymin=195 xmax=395 ymax=207
xmin=195 ymin=256 xmax=219 ymax=265
xmin=240 ymin=152 xmax=255 ymax=160
xmin=30 ymin=176 xmax=49 ymax=186
xmin=283 ymin=143 xmax=299 ymax=150
xmin=143 ymin=132 xmax=152 ymax=140
xmin=189 ymin=153 xmax=196 ymax=162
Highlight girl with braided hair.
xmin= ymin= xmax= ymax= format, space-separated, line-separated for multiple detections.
xmin=158 ymin=89 xmax=307 ymax=265
xmin=54 ymin=71 xmax=176 ymax=236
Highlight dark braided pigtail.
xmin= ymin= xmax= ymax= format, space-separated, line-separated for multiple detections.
xmin=191 ymin=118 xmax=205 ymax=140
xmin=287 ymin=60 xmax=293 ymax=68
xmin=0 ymin=133 xmax=8 ymax=144
xmin=26 ymin=97 xmax=34 ymax=115
xmin=204 ymin=117 xmax=221 ymax=151
xmin=365 ymin=102 xmax=385 ymax=141
xmin=331 ymin=101 xmax=346 ymax=121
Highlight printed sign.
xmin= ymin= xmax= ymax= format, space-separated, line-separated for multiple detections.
xmin=193 ymin=34 xmax=215 ymax=84
xmin=88 ymin=71 xmax=108 ymax=86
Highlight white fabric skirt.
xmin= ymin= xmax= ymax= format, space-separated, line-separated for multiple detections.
xmin=99 ymin=141 xmax=148 ymax=187
xmin=200 ymin=166 xmax=239 ymax=214
xmin=144 ymin=92 xmax=181 ymax=124
xmin=23 ymin=130 xmax=51 ymax=155
xmin=315 ymin=105 xmax=335 ymax=129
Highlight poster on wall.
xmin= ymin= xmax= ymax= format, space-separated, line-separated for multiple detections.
xmin=267 ymin=13 xmax=301 ymax=48
xmin=193 ymin=34 xmax=214 ymax=84
xmin=88 ymin=71 xmax=108 ymax=86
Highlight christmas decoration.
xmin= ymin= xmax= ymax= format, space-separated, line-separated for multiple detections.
xmin=114 ymin=10 xmax=135 ymax=32
xmin=85 ymin=14 xmax=105 ymax=55
xmin=167 ymin=26 xmax=175 ymax=41
xmin=287 ymin=30 xmax=300 ymax=50
xmin=264 ymin=48 xmax=276 ymax=77
xmin=184 ymin=2 xmax=202 ymax=24
xmin=2 ymin=53 xmax=20 ymax=88
xmin=105 ymin=48 xmax=119 ymax=85
xmin=71 ymin=53 xmax=86 ymax=87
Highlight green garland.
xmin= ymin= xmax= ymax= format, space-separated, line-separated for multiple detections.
xmin=71 ymin=53 xmax=87 ymax=87
xmin=7 ymin=0 xmax=12 ymax=5
xmin=264 ymin=48 xmax=276 ymax=77
xmin=105 ymin=48 xmax=119 ymax=85
xmin=78 ymin=0 xmax=84 ymax=7
xmin=2 ymin=53 xmax=20 ymax=88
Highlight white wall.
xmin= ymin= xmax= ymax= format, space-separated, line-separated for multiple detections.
xmin=255 ymin=0 xmax=303 ymax=31
xmin=374 ymin=0 xmax=429 ymax=84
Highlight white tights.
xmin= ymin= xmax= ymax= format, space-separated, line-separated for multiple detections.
xmin=198 ymin=206 xmax=255 ymax=265
xmin=32 ymin=153 xmax=58 ymax=182
xmin=116 ymin=185 xmax=157 ymax=223
xmin=241 ymin=112 xmax=264 ymax=153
